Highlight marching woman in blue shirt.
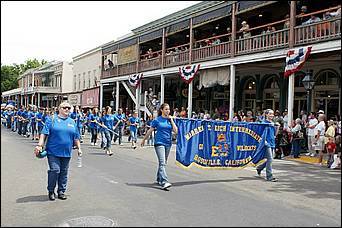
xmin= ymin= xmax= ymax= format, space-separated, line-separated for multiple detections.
xmin=34 ymin=102 xmax=82 ymax=201
xmin=36 ymin=107 xmax=45 ymax=135
xmin=89 ymin=107 xmax=100 ymax=146
xmin=256 ymin=109 xmax=278 ymax=182
xmin=141 ymin=103 xmax=178 ymax=190
xmin=30 ymin=106 xmax=39 ymax=140
xmin=100 ymin=106 xmax=114 ymax=156
xmin=129 ymin=111 xmax=140 ymax=149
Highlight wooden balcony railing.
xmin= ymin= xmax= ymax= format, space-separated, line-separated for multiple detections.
xmin=101 ymin=7 xmax=341 ymax=79
xmin=235 ymin=28 xmax=290 ymax=55
xmin=164 ymin=50 xmax=189 ymax=67
xmin=192 ymin=41 xmax=232 ymax=62
xmin=102 ymin=67 xmax=118 ymax=78
xmin=295 ymin=17 xmax=341 ymax=45
xmin=118 ymin=61 xmax=137 ymax=76
xmin=139 ymin=55 xmax=162 ymax=72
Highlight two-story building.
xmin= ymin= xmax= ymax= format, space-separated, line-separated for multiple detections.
xmin=2 ymin=60 xmax=73 ymax=108
xmin=99 ymin=0 xmax=341 ymax=121
xmin=71 ymin=47 xmax=102 ymax=109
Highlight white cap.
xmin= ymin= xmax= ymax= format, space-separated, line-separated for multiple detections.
xmin=318 ymin=110 xmax=324 ymax=114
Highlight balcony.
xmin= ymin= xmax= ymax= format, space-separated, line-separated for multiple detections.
xmin=101 ymin=16 xmax=340 ymax=79
xmin=294 ymin=17 xmax=341 ymax=45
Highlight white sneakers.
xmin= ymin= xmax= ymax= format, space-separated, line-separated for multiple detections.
xmin=161 ymin=182 xmax=172 ymax=190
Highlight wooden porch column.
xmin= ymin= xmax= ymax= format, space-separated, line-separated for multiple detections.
xmin=287 ymin=1 xmax=297 ymax=126
xmin=187 ymin=18 xmax=193 ymax=118
xmin=231 ymin=2 xmax=236 ymax=57
xmin=161 ymin=28 xmax=166 ymax=69
xmin=229 ymin=64 xmax=236 ymax=120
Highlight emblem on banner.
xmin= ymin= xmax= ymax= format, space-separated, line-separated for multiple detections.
xmin=211 ymin=134 xmax=229 ymax=157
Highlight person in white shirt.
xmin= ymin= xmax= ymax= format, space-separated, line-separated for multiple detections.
xmin=306 ymin=112 xmax=319 ymax=157
xmin=314 ymin=114 xmax=326 ymax=165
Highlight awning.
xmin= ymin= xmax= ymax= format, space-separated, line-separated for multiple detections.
xmin=81 ymin=87 xmax=99 ymax=108
xmin=198 ymin=67 xmax=230 ymax=90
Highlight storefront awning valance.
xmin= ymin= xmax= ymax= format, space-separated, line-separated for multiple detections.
xmin=166 ymin=19 xmax=189 ymax=35
xmin=237 ymin=1 xmax=271 ymax=12
xmin=139 ymin=29 xmax=163 ymax=43
xmin=193 ymin=5 xmax=232 ymax=26
xmin=103 ymin=44 xmax=119 ymax=55
xmin=119 ymin=38 xmax=138 ymax=49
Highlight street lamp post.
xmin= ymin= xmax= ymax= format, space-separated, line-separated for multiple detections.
xmin=302 ymin=70 xmax=316 ymax=114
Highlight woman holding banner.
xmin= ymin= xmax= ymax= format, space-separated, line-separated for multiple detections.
xmin=141 ymin=103 xmax=178 ymax=190
xmin=256 ymin=109 xmax=278 ymax=182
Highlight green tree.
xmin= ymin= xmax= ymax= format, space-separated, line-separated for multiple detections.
xmin=1 ymin=58 xmax=48 ymax=92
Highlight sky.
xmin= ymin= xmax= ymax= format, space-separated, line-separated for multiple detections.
xmin=1 ymin=1 xmax=201 ymax=65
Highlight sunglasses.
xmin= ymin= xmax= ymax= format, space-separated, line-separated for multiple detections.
xmin=61 ymin=106 xmax=71 ymax=110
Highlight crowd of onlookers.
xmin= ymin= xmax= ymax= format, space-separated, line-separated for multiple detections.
xmin=2 ymin=102 xmax=341 ymax=169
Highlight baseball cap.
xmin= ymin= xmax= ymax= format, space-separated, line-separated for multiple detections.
xmin=318 ymin=110 xmax=324 ymax=114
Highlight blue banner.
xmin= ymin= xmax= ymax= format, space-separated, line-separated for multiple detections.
xmin=175 ymin=118 xmax=273 ymax=169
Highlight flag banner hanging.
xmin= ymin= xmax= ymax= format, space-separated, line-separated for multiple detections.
xmin=178 ymin=64 xmax=200 ymax=84
xmin=284 ymin=46 xmax=312 ymax=77
xmin=128 ymin=73 xmax=143 ymax=88
xmin=175 ymin=118 xmax=273 ymax=169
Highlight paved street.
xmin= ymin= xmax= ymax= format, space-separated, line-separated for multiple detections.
xmin=1 ymin=126 xmax=341 ymax=227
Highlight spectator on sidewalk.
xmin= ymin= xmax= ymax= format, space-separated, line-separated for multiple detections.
xmin=306 ymin=112 xmax=319 ymax=157
xmin=314 ymin=114 xmax=326 ymax=166
xmin=290 ymin=118 xmax=304 ymax=158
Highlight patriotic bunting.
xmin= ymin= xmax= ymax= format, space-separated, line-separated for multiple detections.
xmin=284 ymin=46 xmax=312 ymax=77
xmin=128 ymin=73 xmax=143 ymax=88
xmin=178 ymin=64 xmax=200 ymax=84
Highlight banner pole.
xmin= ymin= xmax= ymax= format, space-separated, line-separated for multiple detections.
xmin=188 ymin=81 xmax=193 ymax=118
xmin=287 ymin=73 xmax=294 ymax=128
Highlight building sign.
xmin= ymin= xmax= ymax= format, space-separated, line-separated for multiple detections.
xmin=213 ymin=92 xmax=228 ymax=100
xmin=117 ymin=45 xmax=138 ymax=64
xmin=68 ymin=93 xmax=81 ymax=106
xmin=81 ymin=87 xmax=99 ymax=108
xmin=42 ymin=95 xmax=54 ymax=101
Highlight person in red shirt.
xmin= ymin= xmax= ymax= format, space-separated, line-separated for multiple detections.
xmin=326 ymin=137 xmax=336 ymax=168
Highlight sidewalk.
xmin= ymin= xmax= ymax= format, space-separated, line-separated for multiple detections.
xmin=283 ymin=154 xmax=331 ymax=166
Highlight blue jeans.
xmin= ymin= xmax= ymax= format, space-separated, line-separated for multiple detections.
xmin=104 ymin=130 xmax=113 ymax=149
xmin=31 ymin=122 xmax=37 ymax=137
xmin=90 ymin=128 xmax=98 ymax=144
xmin=291 ymin=139 xmax=301 ymax=157
xmin=155 ymin=145 xmax=171 ymax=184
xmin=100 ymin=130 xmax=106 ymax=148
xmin=256 ymin=147 xmax=274 ymax=180
xmin=47 ymin=154 xmax=71 ymax=194
xmin=130 ymin=129 xmax=138 ymax=143
xmin=113 ymin=125 xmax=123 ymax=144
xmin=38 ymin=125 xmax=43 ymax=135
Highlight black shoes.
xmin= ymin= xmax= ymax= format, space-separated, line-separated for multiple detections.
xmin=48 ymin=192 xmax=55 ymax=201
xmin=58 ymin=193 xmax=67 ymax=200
xmin=48 ymin=192 xmax=67 ymax=200
xmin=256 ymin=169 xmax=261 ymax=176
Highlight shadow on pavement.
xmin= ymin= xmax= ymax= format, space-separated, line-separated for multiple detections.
xmin=16 ymin=195 xmax=49 ymax=203
xmin=126 ymin=177 xmax=259 ymax=189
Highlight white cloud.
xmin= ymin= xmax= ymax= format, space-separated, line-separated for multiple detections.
xmin=1 ymin=1 xmax=201 ymax=65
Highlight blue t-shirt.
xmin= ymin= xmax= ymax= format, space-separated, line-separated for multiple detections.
xmin=89 ymin=114 xmax=100 ymax=129
xmin=41 ymin=116 xmax=80 ymax=157
xmin=151 ymin=116 xmax=173 ymax=147
xmin=113 ymin=113 xmax=126 ymax=127
xmin=22 ymin=110 xmax=29 ymax=120
xmin=36 ymin=112 xmax=44 ymax=127
xmin=129 ymin=116 xmax=140 ymax=132
xmin=263 ymin=119 xmax=276 ymax=149
xmin=6 ymin=110 xmax=14 ymax=122
xmin=70 ymin=112 xmax=83 ymax=128
xmin=100 ymin=114 xmax=114 ymax=131
xmin=17 ymin=110 xmax=23 ymax=120
xmin=30 ymin=111 xmax=38 ymax=123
